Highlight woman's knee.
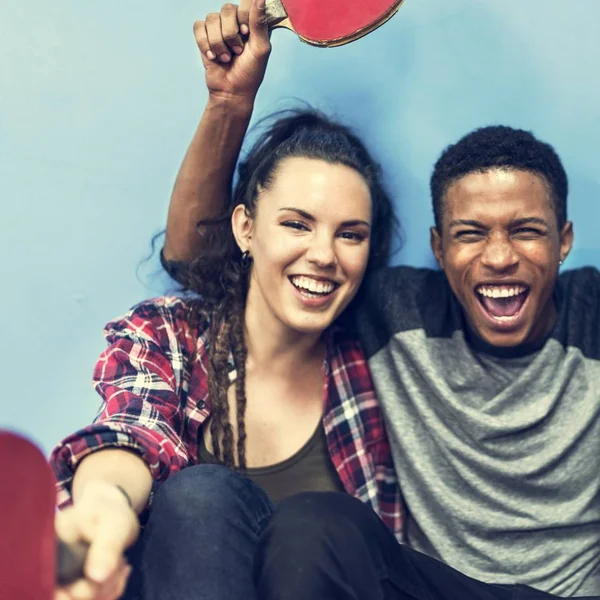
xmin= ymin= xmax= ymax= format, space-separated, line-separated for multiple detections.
xmin=150 ymin=464 xmax=266 ymax=523
xmin=141 ymin=466 xmax=272 ymax=598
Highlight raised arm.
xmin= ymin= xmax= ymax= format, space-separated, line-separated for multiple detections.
xmin=164 ymin=0 xmax=272 ymax=262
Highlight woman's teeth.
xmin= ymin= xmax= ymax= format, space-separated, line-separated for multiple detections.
xmin=290 ymin=276 xmax=337 ymax=296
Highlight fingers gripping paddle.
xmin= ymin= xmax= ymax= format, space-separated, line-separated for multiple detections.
xmin=265 ymin=0 xmax=406 ymax=47
xmin=0 ymin=431 xmax=88 ymax=597
xmin=56 ymin=539 xmax=88 ymax=587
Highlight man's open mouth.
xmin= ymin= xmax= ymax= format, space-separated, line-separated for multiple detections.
xmin=475 ymin=284 xmax=530 ymax=320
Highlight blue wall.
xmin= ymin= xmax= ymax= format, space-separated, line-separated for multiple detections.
xmin=1 ymin=0 xmax=599 ymax=453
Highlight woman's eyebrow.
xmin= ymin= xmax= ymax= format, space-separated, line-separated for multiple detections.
xmin=279 ymin=207 xmax=370 ymax=228
xmin=279 ymin=207 xmax=315 ymax=221
xmin=340 ymin=219 xmax=371 ymax=228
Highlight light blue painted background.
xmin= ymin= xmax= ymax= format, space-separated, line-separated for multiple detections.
xmin=1 ymin=0 xmax=599 ymax=453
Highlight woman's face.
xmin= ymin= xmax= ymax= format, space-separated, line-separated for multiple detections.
xmin=235 ymin=156 xmax=372 ymax=337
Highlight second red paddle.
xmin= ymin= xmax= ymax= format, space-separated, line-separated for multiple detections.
xmin=0 ymin=430 xmax=88 ymax=598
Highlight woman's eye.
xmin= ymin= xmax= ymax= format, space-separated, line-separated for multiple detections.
xmin=281 ymin=220 xmax=309 ymax=231
xmin=339 ymin=231 xmax=365 ymax=241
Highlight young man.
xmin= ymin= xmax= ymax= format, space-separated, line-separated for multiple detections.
xmin=160 ymin=2 xmax=599 ymax=598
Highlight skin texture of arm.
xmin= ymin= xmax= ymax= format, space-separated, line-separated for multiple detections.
xmin=163 ymin=0 xmax=271 ymax=262
xmin=164 ymin=97 xmax=255 ymax=261
xmin=71 ymin=448 xmax=152 ymax=515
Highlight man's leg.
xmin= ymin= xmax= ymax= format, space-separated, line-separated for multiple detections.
xmin=254 ymin=491 xmax=514 ymax=600
xmin=138 ymin=464 xmax=274 ymax=600
xmin=514 ymin=587 xmax=600 ymax=600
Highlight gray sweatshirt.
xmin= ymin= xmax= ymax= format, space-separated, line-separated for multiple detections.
xmin=353 ymin=267 xmax=600 ymax=597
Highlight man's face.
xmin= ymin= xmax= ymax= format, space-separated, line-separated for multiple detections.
xmin=431 ymin=168 xmax=573 ymax=347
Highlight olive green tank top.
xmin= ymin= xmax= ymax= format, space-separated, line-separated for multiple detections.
xmin=197 ymin=424 xmax=344 ymax=503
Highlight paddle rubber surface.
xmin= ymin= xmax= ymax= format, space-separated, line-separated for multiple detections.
xmin=282 ymin=0 xmax=404 ymax=44
xmin=0 ymin=431 xmax=56 ymax=599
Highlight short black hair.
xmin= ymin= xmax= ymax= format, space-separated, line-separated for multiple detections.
xmin=430 ymin=125 xmax=568 ymax=231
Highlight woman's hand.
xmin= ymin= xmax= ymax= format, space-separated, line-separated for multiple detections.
xmin=194 ymin=0 xmax=272 ymax=102
xmin=54 ymin=481 xmax=139 ymax=600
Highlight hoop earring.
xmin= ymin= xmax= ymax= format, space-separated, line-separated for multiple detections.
xmin=240 ymin=250 xmax=252 ymax=270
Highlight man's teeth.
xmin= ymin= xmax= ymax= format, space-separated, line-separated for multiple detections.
xmin=476 ymin=285 xmax=527 ymax=298
xmin=290 ymin=276 xmax=336 ymax=295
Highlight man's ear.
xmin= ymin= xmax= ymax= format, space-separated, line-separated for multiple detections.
xmin=559 ymin=220 xmax=574 ymax=264
xmin=231 ymin=204 xmax=254 ymax=253
xmin=430 ymin=227 xmax=444 ymax=270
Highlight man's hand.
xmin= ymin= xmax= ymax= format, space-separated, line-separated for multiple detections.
xmin=194 ymin=0 xmax=272 ymax=101
xmin=54 ymin=481 xmax=139 ymax=600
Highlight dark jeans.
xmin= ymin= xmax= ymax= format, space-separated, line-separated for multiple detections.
xmin=128 ymin=464 xmax=274 ymax=600
xmin=122 ymin=465 xmax=597 ymax=600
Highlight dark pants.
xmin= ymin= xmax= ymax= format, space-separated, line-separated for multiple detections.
xmin=123 ymin=465 xmax=597 ymax=600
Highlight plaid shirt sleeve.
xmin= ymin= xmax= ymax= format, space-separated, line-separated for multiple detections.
xmin=50 ymin=297 xmax=196 ymax=508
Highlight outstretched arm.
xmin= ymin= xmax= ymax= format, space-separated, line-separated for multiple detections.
xmin=164 ymin=0 xmax=271 ymax=262
xmin=53 ymin=298 xmax=195 ymax=599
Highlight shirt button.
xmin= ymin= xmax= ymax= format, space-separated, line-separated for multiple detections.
xmin=198 ymin=400 xmax=206 ymax=409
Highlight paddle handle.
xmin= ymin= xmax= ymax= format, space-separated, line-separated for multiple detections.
xmin=265 ymin=0 xmax=290 ymax=28
xmin=56 ymin=538 xmax=89 ymax=586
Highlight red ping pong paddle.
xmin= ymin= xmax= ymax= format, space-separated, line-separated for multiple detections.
xmin=265 ymin=0 xmax=407 ymax=47
xmin=0 ymin=430 xmax=88 ymax=598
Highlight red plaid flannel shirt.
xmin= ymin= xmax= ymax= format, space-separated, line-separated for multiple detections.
xmin=50 ymin=297 xmax=405 ymax=540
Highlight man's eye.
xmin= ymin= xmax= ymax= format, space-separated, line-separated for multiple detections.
xmin=281 ymin=221 xmax=309 ymax=231
xmin=513 ymin=228 xmax=544 ymax=237
xmin=455 ymin=230 xmax=484 ymax=240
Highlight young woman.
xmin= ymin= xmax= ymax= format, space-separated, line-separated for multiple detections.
xmin=50 ymin=7 xmax=403 ymax=599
